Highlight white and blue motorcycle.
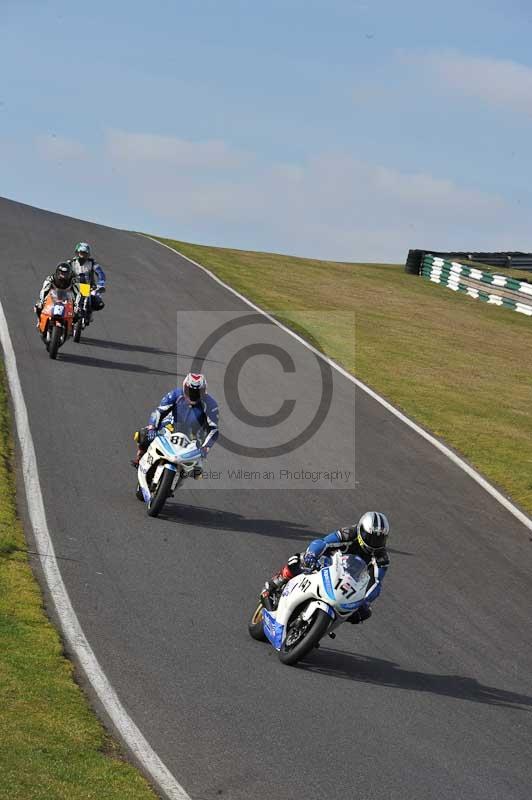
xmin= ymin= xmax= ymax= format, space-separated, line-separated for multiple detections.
xmin=135 ymin=428 xmax=202 ymax=518
xmin=249 ymin=551 xmax=371 ymax=666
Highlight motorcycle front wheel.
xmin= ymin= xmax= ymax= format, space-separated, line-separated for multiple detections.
xmin=73 ymin=319 xmax=82 ymax=342
xmin=48 ymin=325 xmax=62 ymax=360
xmin=248 ymin=603 xmax=268 ymax=642
xmin=147 ymin=467 xmax=174 ymax=517
xmin=279 ymin=608 xmax=330 ymax=666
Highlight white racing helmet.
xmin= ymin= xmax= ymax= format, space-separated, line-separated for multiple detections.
xmin=183 ymin=372 xmax=207 ymax=404
xmin=356 ymin=511 xmax=390 ymax=553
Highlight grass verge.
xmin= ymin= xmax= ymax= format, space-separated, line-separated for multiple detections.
xmin=0 ymin=361 xmax=158 ymax=799
xmin=156 ymin=236 xmax=532 ymax=516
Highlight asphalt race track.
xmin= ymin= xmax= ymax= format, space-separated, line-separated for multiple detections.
xmin=1 ymin=196 xmax=531 ymax=800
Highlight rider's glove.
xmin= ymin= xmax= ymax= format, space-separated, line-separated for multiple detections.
xmin=302 ymin=550 xmax=318 ymax=570
xmin=97 ymin=286 xmax=106 ymax=294
xmin=134 ymin=424 xmax=155 ymax=445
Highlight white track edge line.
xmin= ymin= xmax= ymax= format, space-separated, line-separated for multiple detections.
xmin=142 ymin=234 xmax=532 ymax=533
xmin=0 ymin=300 xmax=191 ymax=800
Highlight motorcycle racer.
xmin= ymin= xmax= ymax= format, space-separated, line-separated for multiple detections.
xmin=34 ymin=262 xmax=79 ymax=319
xmin=132 ymin=373 xmax=219 ymax=478
xmin=262 ymin=511 xmax=390 ymax=624
xmin=68 ymin=242 xmax=106 ymax=313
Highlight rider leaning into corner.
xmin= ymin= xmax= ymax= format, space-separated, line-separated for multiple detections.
xmin=262 ymin=511 xmax=390 ymax=625
xmin=34 ymin=262 xmax=79 ymax=319
xmin=132 ymin=372 xmax=219 ymax=479
xmin=68 ymin=242 xmax=107 ymax=314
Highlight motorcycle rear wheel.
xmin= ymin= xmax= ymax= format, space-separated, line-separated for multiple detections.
xmin=147 ymin=467 xmax=174 ymax=517
xmin=279 ymin=608 xmax=330 ymax=666
xmin=48 ymin=326 xmax=61 ymax=360
xmin=248 ymin=603 xmax=268 ymax=642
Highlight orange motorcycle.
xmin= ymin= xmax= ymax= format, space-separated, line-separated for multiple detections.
xmin=38 ymin=289 xmax=75 ymax=359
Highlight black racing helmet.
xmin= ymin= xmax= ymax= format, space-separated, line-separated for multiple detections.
xmin=54 ymin=262 xmax=73 ymax=289
xmin=356 ymin=511 xmax=390 ymax=554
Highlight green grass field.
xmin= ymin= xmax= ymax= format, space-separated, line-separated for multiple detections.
xmin=0 ymin=363 xmax=158 ymax=800
xmin=157 ymin=237 xmax=532 ymax=516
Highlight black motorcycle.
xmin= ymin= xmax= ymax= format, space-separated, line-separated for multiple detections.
xmin=72 ymin=280 xmax=92 ymax=342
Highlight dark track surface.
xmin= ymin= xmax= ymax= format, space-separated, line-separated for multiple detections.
xmin=1 ymin=196 xmax=531 ymax=800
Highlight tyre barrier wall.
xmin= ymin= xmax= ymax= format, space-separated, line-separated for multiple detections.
xmin=406 ymin=249 xmax=532 ymax=271
xmin=405 ymin=249 xmax=424 ymax=275
xmin=421 ymin=255 xmax=532 ymax=317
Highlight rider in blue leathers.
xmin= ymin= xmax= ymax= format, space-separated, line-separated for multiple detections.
xmin=69 ymin=242 xmax=106 ymax=315
xmin=133 ymin=373 xmax=219 ymax=478
xmin=261 ymin=511 xmax=390 ymax=624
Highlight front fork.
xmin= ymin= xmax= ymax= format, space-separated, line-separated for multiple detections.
xmin=44 ymin=320 xmax=66 ymax=341
xmin=152 ymin=462 xmax=182 ymax=495
xmin=76 ymin=297 xmax=90 ymax=326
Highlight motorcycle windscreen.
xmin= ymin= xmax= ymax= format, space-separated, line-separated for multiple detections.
xmin=334 ymin=555 xmax=371 ymax=611
xmin=50 ymin=289 xmax=70 ymax=302
xmin=341 ymin=555 xmax=368 ymax=583
xmin=165 ymin=430 xmax=191 ymax=448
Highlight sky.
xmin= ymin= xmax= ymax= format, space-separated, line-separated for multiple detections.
xmin=1 ymin=0 xmax=532 ymax=261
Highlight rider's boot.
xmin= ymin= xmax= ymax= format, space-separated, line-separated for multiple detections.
xmin=131 ymin=429 xmax=147 ymax=468
xmin=261 ymin=556 xmax=300 ymax=609
xmin=131 ymin=449 xmax=144 ymax=468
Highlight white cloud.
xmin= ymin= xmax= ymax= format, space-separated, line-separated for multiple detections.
xmin=106 ymin=130 xmax=251 ymax=169
xmin=105 ymin=135 xmax=511 ymax=259
xmin=411 ymin=51 xmax=532 ymax=116
xmin=31 ymin=127 xmax=530 ymax=260
xmin=36 ymin=134 xmax=88 ymax=160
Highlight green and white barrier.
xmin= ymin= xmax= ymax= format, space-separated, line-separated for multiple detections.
xmin=421 ymin=255 xmax=532 ymax=317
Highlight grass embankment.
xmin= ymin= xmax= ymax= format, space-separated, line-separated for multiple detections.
xmin=157 ymin=236 xmax=532 ymax=516
xmin=0 ymin=363 xmax=158 ymax=799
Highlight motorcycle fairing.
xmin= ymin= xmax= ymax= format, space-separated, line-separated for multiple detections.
xmin=156 ymin=430 xmax=203 ymax=462
xmin=321 ymin=567 xmax=335 ymax=601
xmin=338 ymin=598 xmax=366 ymax=611
xmin=157 ymin=432 xmax=177 ymax=457
xmin=262 ymin=609 xmax=284 ymax=649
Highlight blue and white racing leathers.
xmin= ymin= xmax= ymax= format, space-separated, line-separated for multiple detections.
xmin=147 ymin=388 xmax=219 ymax=453
xmin=68 ymin=257 xmax=106 ymax=289
xmin=69 ymin=257 xmax=106 ymax=310
xmin=304 ymin=525 xmax=389 ymax=606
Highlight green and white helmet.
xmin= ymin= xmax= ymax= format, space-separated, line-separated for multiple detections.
xmin=75 ymin=242 xmax=91 ymax=259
